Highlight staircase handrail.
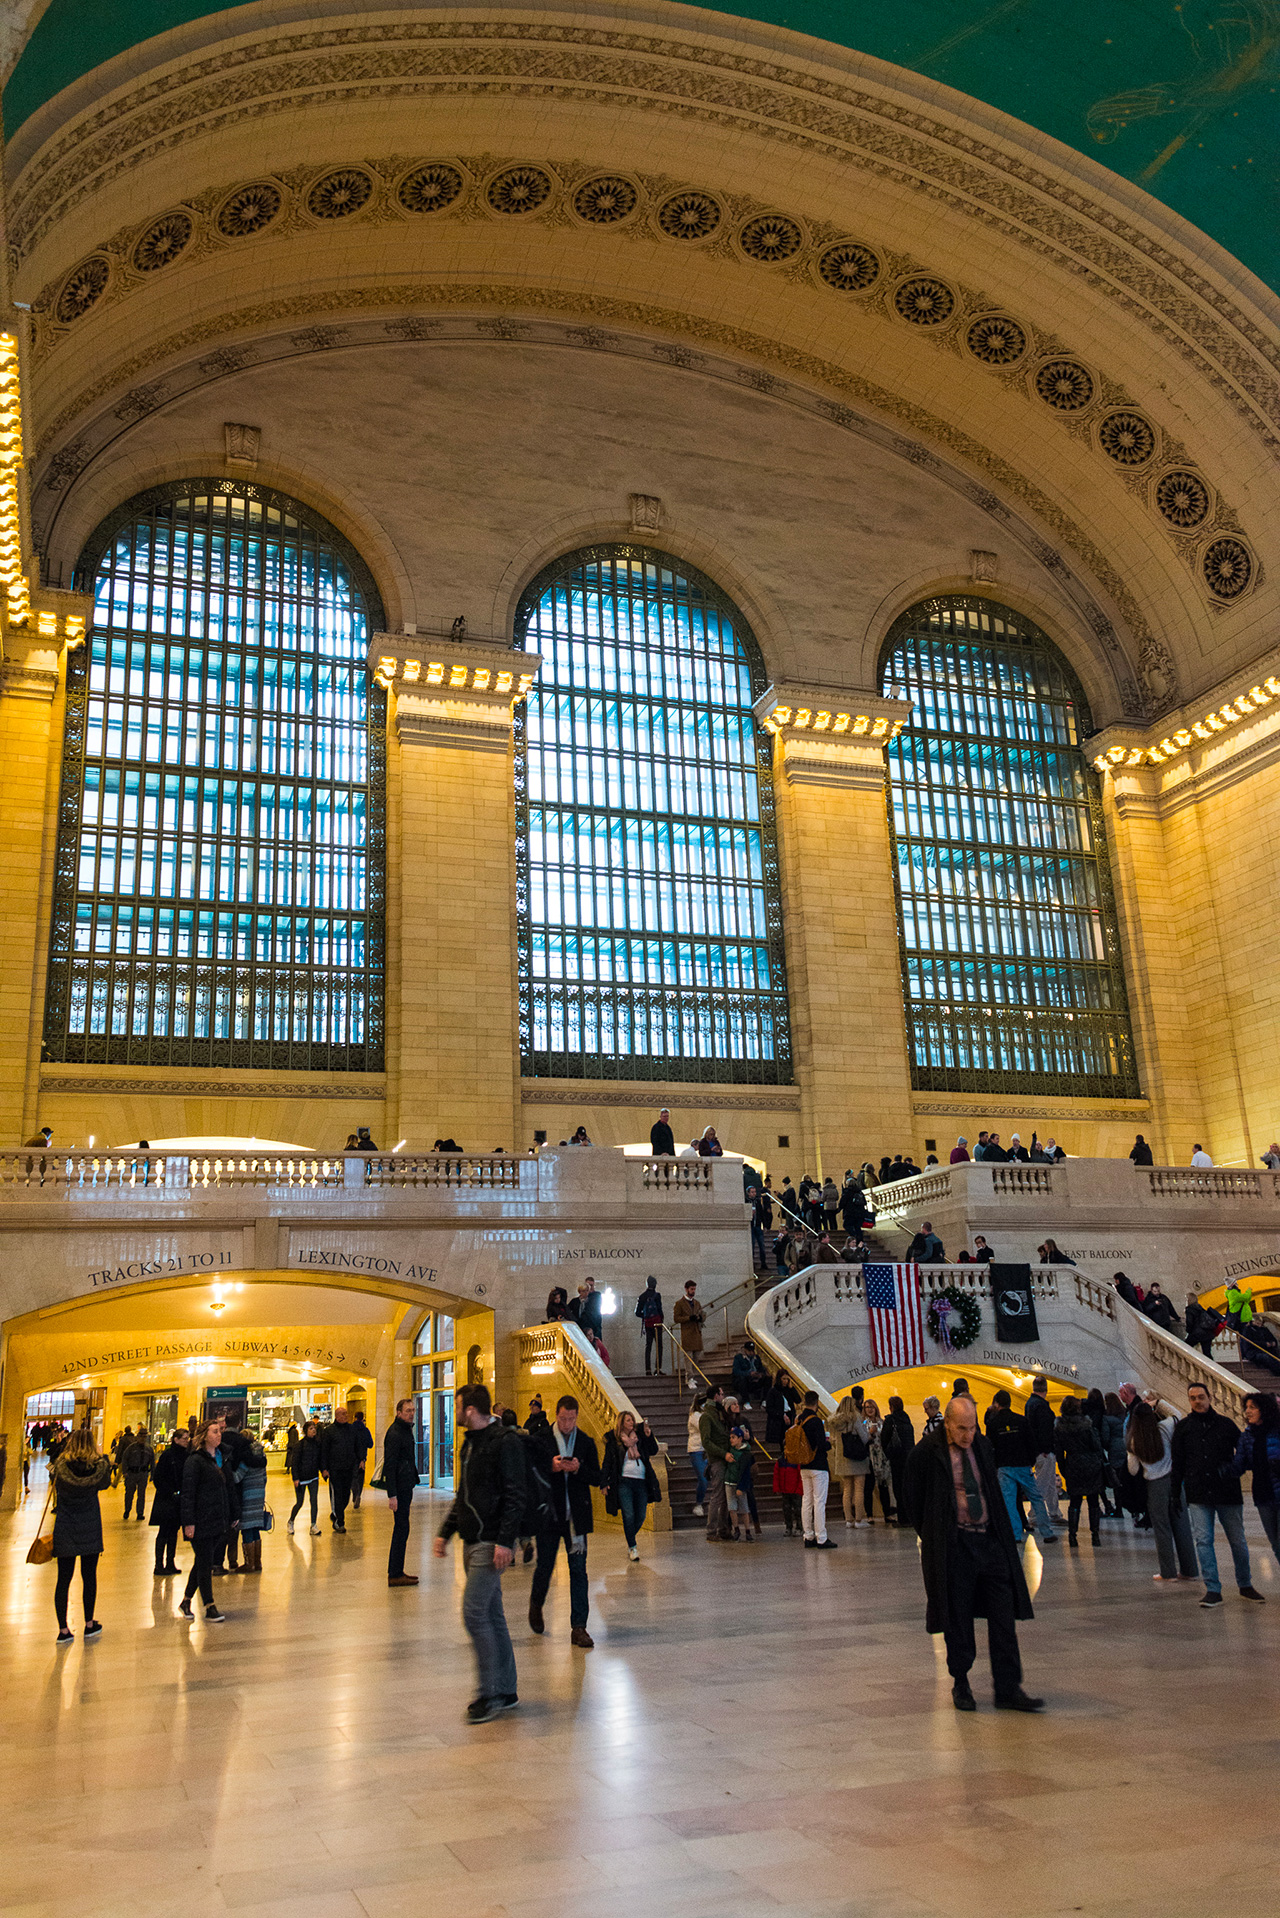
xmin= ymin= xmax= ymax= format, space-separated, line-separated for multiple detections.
xmin=665 ymin=1331 xmax=772 ymax=1458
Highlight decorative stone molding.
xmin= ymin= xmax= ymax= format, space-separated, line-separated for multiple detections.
xmin=371 ymin=630 xmax=545 ymax=755
xmin=755 ymin=682 xmax=908 ymax=790
xmin=970 ymin=549 xmax=998 ymax=583
xmin=520 ymin=1083 xmax=801 ymax=1110
xmin=629 ymin=493 xmax=663 ymax=533
xmin=38 ymin=1074 xmax=387 ymax=1099
xmin=224 ymin=422 xmax=260 ymax=465
xmin=0 ymin=658 xmax=59 ymax=701
xmin=913 ymin=1100 xmax=1151 ymax=1121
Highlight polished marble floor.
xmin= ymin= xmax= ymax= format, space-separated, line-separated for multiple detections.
xmin=2 ymin=1469 xmax=1277 ymax=1918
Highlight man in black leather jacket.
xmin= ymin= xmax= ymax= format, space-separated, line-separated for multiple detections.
xmin=436 ymin=1384 xmax=528 ymax=1723
xmin=1171 ymin=1384 xmax=1264 ymax=1608
xmin=383 ymin=1398 xmax=420 ymax=1587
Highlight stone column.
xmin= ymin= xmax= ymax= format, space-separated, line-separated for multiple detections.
xmin=0 ymin=627 xmax=64 ymax=1144
xmin=757 ymin=684 xmax=916 ymax=1180
xmin=370 ymin=634 xmax=543 ymax=1153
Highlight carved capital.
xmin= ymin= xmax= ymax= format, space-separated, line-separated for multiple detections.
xmin=0 ymin=657 xmax=59 ymax=702
xmin=370 ymin=630 xmax=546 ymax=753
xmin=754 ymin=681 xmax=909 ymax=789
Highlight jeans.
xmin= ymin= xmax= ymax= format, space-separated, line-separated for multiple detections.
xmin=388 ymin=1490 xmax=413 ymax=1578
xmin=998 ymin=1464 xmax=1057 ymax=1539
xmin=689 ymin=1449 xmax=707 ymax=1503
xmin=462 ymin=1540 xmax=518 ymax=1700
xmin=55 ymin=1554 xmax=99 ymax=1630
xmin=618 ymin=1477 xmax=648 ymax=1548
xmin=944 ymin=1530 xmax=1023 ymax=1699
xmin=123 ymin=1472 xmax=148 ymax=1520
xmin=1257 ymin=1502 xmax=1279 ymax=1568
xmin=290 ymin=1480 xmax=319 ymax=1525
xmin=801 ymin=1467 xmax=829 ymax=1541
xmin=643 ymin=1322 xmax=665 ymax=1373
xmin=705 ymin=1459 xmax=729 ymax=1539
xmin=531 ymin=1527 xmax=590 ymax=1628
xmin=1033 ymin=1451 xmax=1063 ymax=1521
xmin=1189 ymin=1501 xmax=1252 ymax=1594
xmin=1146 ymin=1475 xmax=1197 ymax=1578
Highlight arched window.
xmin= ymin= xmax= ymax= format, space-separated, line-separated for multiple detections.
xmin=43 ymin=480 xmax=385 ymax=1069
xmin=881 ymin=595 xmax=1138 ymax=1096
xmin=515 ymin=545 xmax=791 ymax=1083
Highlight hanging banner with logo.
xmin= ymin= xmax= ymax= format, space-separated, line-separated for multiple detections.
xmin=991 ymin=1264 xmax=1040 ymax=1342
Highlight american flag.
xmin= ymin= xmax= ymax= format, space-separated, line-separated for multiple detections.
xmin=864 ymin=1264 xmax=926 ymax=1367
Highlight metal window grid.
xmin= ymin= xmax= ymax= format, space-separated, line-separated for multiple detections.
xmin=514 ymin=545 xmax=792 ymax=1084
xmin=881 ymin=595 xmax=1140 ymax=1097
xmin=43 ymin=480 xmax=386 ymax=1071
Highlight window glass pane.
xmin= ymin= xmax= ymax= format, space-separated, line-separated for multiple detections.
xmin=435 ymin=1314 xmax=455 ymax=1353
xmin=413 ymin=1318 xmax=432 ymax=1357
xmin=44 ymin=482 xmax=386 ymax=1070
xmin=515 ymin=546 xmax=791 ymax=1083
xmin=881 ymin=596 xmax=1138 ymax=1097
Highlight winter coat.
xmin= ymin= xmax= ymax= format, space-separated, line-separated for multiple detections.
xmin=764 ymin=1381 xmax=797 ymax=1448
xmin=180 ymin=1447 xmax=230 ymax=1540
xmin=291 ymin=1435 xmax=322 ymax=1483
xmin=149 ymin=1440 xmax=188 ymax=1526
xmin=439 ymin=1419 xmax=528 ymax=1548
xmin=1022 ymin=1392 xmax=1056 ymax=1458
xmin=635 ymin=1285 xmax=665 ymax=1325
xmin=352 ymin=1419 xmax=374 ymax=1462
xmin=121 ymin=1434 xmax=155 ymax=1475
xmin=1142 ymin=1291 xmax=1181 ymax=1333
xmin=529 ymin=1423 xmax=601 ymax=1537
xmin=601 ymin=1428 xmax=662 ymax=1510
xmin=1230 ymin=1424 xmax=1280 ymax=1506
xmin=879 ymin=1408 xmax=915 ymax=1470
xmin=901 ymin=1425 xmax=1033 ymax=1637
xmin=383 ymin=1416 xmax=419 ymax=1501
xmin=320 ymin=1421 xmax=359 ymax=1475
xmin=1097 ymin=1413 xmax=1127 ymax=1473
xmin=235 ymin=1447 xmax=269 ymax=1532
xmin=1055 ymin=1411 xmax=1106 ymax=1496
xmin=984 ymin=1407 xmax=1034 ymax=1470
xmin=49 ymin=1453 xmax=112 ymax=1558
xmin=1171 ymin=1408 xmax=1243 ymax=1507
xmin=829 ymin=1397 xmax=871 ymax=1477
xmin=673 ymin=1294 xmax=705 ymax=1355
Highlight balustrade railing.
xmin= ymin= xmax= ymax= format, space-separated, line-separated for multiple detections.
xmin=0 ymin=1149 xmax=532 ymax=1197
xmin=635 ymin=1158 xmax=715 ymax=1194
xmin=1146 ymin=1167 xmax=1273 ymax=1200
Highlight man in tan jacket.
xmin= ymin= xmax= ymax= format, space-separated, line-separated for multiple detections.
xmin=673 ymin=1280 xmax=706 ymax=1357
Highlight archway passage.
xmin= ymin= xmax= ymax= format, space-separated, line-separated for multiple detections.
xmin=0 ymin=1266 xmax=494 ymax=1509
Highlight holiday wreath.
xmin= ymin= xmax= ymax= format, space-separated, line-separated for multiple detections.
xmin=926 ymin=1285 xmax=981 ymax=1351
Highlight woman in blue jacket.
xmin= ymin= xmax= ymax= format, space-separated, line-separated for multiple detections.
xmin=1231 ymin=1392 xmax=1280 ymax=1568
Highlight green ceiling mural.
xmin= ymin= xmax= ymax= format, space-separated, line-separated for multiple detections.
xmin=6 ymin=1 xmax=1278 ymax=292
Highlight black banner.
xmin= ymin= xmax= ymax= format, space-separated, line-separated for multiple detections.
xmin=991 ymin=1264 xmax=1040 ymax=1342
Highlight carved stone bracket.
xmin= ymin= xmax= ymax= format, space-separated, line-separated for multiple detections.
xmin=754 ymin=680 xmax=910 ymax=790
xmin=369 ymin=630 xmax=546 ymax=754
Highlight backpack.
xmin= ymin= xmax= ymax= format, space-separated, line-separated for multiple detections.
xmin=514 ymin=1429 xmax=553 ymax=1538
xmin=784 ymin=1419 xmax=817 ymax=1467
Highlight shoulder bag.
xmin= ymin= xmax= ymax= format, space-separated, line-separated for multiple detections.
xmin=26 ymin=1487 xmax=55 ymax=1565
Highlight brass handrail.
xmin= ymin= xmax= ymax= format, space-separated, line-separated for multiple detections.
xmin=667 ymin=1331 xmax=773 ymax=1460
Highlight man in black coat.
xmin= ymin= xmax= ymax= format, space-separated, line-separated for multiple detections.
xmin=650 ymin=1108 xmax=676 ymax=1157
xmin=1170 ymin=1383 xmax=1264 ymax=1607
xmin=1022 ymin=1375 xmax=1062 ymax=1526
xmin=528 ymin=1394 xmax=600 ymax=1648
xmin=383 ymin=1397 xmax=420 ymax=1586
xmin=435 ymin=1384 xmax=528 ymax=1723
xmin=121 ymin=1428 xmax=155 ymax=1520
xmin=320 ymin=1407 xmax=360 ymax=1533
xmin=902 ymin=1394 xmax=1043 ymax=1713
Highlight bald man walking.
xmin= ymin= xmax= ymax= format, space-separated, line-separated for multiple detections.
xmin=903 ymin=1394 xmax=1044 ymax=1714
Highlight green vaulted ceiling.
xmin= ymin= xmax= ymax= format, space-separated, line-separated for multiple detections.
xmin=6 ymin=1 xmax=1280 ymax=293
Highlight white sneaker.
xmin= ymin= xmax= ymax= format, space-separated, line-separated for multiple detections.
xmin=845 ymin=1520 xmax=855 ymax=1528
xmin=628 ymin=1546 xmax=640 ymax=1562
xmin=692 ymin=1504 xmax=704 ymax=1517
xmin=287 ymin=1519 xmax=295 ymax=1535
xmin=855 ymin=1519 xmax=871 ymax=1529
xmin=309 ymin=1524 xmax=321 ymax=1536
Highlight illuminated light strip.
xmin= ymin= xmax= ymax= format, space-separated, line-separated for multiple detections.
xmin=370 ymin=653 xmax=531 ymax=699
xmin=0 ymin=332 xmax=30 ymax=626
xmin=763 ymin=702 xmax=906 ymax=741
xmin=1094 ymin=676 xmax=1280 ymax=772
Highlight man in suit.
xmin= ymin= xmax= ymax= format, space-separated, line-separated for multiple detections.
xmin=903 ymin=1393 xmax=1044 ymax=1714
xmin=650 ymin=1108 xmax=676 ymax=1156
xmin=528 ymin=1395 xmax=600 ymax=1648
xmin=384 ymin=1397 xmax=420 ymax=1587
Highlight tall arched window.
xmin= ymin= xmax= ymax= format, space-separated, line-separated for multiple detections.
xmin=515 ymin=545 xmax=791 ymax=1083
xmin=881 ymin=595 xmax=1138 ymax=1096
xmin=43 ymin=481 xmax=385 ymax=1070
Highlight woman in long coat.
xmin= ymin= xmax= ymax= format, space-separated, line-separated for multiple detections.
xmin=50 ymin=1427 xmax=112 ymax=1642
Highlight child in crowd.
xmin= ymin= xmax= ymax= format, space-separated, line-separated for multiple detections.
xmin=725 ymin=1431 xmax=754 ymax=1541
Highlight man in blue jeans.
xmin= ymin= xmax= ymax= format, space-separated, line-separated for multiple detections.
xmin=984 ymin=1390 xmax=1057 ymax=1545
xmin=1171 ymin=1383 xmax=1265 ymax=1609
xmin=435 ymin=1384 xmax=528 ymax=1723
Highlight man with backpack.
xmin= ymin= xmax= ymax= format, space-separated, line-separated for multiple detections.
xmin=435 ymin=1384 xmax=528 ymax=1722
xmin=788 ymin=1390 xmax=837 ymax=1548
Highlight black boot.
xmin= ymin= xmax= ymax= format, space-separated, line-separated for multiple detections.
xmin=1068 ymin=1531 xmax=1078 ymax=1547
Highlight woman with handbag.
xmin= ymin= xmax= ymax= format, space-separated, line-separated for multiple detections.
xmin=830 ymin=1391 xmax=873 ymax=1526
xmin=48 ymin=1427 xmax=112 ymax=1643
xmin=235 ymin=1436 xmax=270 ymax=1573
xmin=179 ymin=1420 xmax=230 ymax=1622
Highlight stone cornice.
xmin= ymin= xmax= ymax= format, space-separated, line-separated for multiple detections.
xmin=8 ymin=10 xmax=1279 ymax=465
